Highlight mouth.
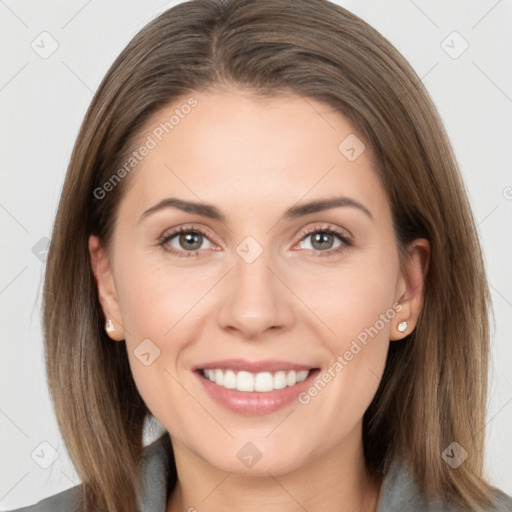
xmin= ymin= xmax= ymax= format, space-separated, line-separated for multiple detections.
xmin=199 ymin=367 xmax=312 ymax=392
xmin=193 ymin=359 xmax=320 ymax=415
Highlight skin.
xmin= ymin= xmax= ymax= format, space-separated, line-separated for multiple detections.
xmin=89 ymin=87 xmax=429 ymax=512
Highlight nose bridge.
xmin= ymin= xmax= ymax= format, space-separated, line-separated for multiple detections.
xmin=217 ymin=234 xmax=294 ymax=337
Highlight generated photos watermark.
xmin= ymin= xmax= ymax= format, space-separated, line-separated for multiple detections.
xmin=93 ymin=97 xmax=198 ymax=200
xmin=298 ymin=301 xmax=403 ymax=405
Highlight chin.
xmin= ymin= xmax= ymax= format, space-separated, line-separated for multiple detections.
xmin=197 ymin=436 xmax=316 ymax=477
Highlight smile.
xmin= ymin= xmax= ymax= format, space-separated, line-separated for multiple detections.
xmin=201 ymin=368 xmax=310 ymax=392
xmin=194 ymin=360 xmax=320 ymax=415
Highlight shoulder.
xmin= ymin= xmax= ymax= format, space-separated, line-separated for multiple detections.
xmin=493 ymin=489 xmax=512 ymax=512
xmin=4 ymin=485 xmax=82 ymax=512
xmin=4 ymin=433 xmax=174 ymax=512
xmin=377 ymin=459 xmax=512 ymax=512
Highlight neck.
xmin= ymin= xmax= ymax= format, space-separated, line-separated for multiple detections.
xmin=166 ymin=426 xmax=383 ymax=512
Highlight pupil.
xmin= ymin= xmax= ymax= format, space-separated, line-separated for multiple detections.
xmin=312 ymin=232 xmax=332 ymax=250
xmin=180 ymin=232 xmax=201 ymax=250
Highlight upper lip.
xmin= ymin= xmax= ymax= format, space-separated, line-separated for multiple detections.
xmin=194 ymin=359 xmax=316 ymax=373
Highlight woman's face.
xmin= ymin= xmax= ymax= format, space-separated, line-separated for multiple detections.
xmin=90 ymin=88 xmax=426 ymax=476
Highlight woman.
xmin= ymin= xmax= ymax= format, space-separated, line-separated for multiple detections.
xmin=8 ymin=0 xmax=512 ymax=510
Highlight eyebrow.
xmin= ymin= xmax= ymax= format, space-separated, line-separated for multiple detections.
xmin=139 ymin=195 xmax=373 ymax=223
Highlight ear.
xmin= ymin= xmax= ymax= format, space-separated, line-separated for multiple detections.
xmin=88 ymin=235 xmax=125 ymax=341
xmin=391 ymin=238 xmax=430 ymax=341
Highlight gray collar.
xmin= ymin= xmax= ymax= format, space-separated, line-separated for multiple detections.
xmin=137 ymin=433 xmax=174 ymax=512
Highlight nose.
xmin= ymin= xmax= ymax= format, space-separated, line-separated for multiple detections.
xmin=216 ymin=245 xmax=295 ymax=340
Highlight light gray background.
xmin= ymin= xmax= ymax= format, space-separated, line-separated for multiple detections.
xmin=1 ymin=0 xmax=511 ymax=509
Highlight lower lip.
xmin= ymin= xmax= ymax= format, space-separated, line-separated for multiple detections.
xmin=195 ymin=369 xmax=319 ymax=415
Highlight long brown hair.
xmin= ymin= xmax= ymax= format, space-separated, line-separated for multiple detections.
xmin=44 ymin=0 xmax=499 ymax=510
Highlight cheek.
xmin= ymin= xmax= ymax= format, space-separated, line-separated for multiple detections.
xmin=112 ymin=254 xmax=222 ymax=425
xmin=114 ymin=252 xmax=217 ymax=338
xmin=298 ymin=243 xmax=399 ymax=352
xmin=294 ymin=246 xmax=398 ymax=417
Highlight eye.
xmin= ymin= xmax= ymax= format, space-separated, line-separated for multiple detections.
xmin=295 ymin=224 xmax=352 ymax=256
xmin=159 ymin=226 xmax=216 ymax=257
xmin=158 ymin=223 xmax=352 ymax=258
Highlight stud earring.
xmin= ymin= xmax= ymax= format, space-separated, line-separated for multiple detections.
xmin=105 ymin=319 xmax=115 ymax=333
xmin=397 ymin=321 xmax=408 ymax=333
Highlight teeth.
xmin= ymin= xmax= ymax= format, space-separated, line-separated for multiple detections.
xmin=201 ymin=368 xmax=311 ymax=392
xmin=274 ymin=371 xmax=287 ymax=390
xmin=214 ymin=369 xmax=224 ymax=386
xmin=255 ymin=372 xmax=273 ymax=392
xmin=223 ymin=370 xmax=236 ymax=389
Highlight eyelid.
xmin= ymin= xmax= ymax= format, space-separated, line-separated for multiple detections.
xmin=159 ymin=223 xmax=217 ymax=243
xmin=293 ymin=222 xmax=352 ymax=244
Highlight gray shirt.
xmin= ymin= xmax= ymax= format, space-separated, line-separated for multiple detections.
xmin=7 ymin=434 xmax=512 ymax=511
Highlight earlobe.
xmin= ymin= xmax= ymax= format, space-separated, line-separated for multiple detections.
xmin=391 ymin=238 xmax=430 ymax=341
xmin=88 ymin=235 xmax=125 ymax=341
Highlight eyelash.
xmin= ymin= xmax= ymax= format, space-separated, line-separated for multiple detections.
xmin=158 ymin=224 xmax=353 ymax=258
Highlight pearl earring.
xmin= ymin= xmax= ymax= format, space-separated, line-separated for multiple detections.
xmin=105 ymin=319 xmax=115 ymax=333
xmin=397 ymin=321 xmax=408 ymax=333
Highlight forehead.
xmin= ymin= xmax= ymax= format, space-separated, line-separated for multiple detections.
xmin=118 ymin=90 xmax=389 ymax=225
